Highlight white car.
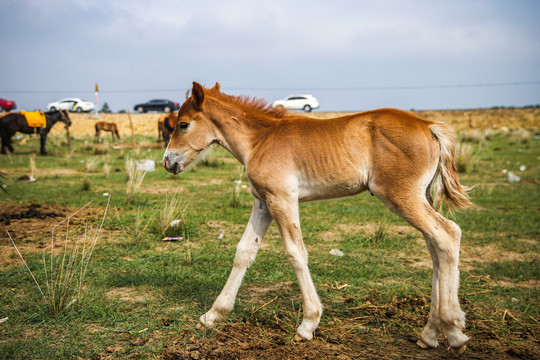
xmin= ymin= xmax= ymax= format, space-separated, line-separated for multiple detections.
xmin=47 ymin=98 xmax=95 ymax=112
xmin=272 ymin=94 xmax=319 ymax=112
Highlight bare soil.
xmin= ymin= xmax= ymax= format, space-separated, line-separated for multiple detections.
xmin=155 ymin=298 xmax=539 ymax=360
xmin=0 ymin=203 xmax=101 ymax=267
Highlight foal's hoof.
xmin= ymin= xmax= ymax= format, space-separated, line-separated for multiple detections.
xmin=452 ymin=344 xmax=467 ymax=356
xmin=293 ymin=330 xmax=314 ymax=342
xmin=416 ymin=339 xmax=433 ymax=349
xmin=293 ymin=333 xmax=308 ymax=342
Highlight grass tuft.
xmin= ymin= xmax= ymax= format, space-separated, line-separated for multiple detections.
xmin=7 ymin=198 xmax=110 ymax=316
xmin=85 ymin=157 xmax=101 ymax=173
xmin=455 ymin=142 xmax=475 ymax=173
xmin=509 ymin=128 xmax=532 ymax=144
xmin=159 ymin=194 xmax=188 ymax=236
xmin=125 ymin=156 xmax=146 ymax=204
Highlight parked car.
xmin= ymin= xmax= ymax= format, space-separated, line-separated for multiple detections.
xmin=133 ymin=99 xmax=180 ymax=113
xmin=0 ymin=98 xmax=17 ymax=112
xmin=47 ymin=98 xmax=95 ymax=112
xmin=272 ymin=95 xmax=319 ymax=112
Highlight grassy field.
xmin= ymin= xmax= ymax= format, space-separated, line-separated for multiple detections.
xmin=0 ymin=109 xmax=539 ymax=359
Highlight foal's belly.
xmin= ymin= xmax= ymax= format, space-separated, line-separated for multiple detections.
xmin=297 ymin=172 xmax=369 ymax=202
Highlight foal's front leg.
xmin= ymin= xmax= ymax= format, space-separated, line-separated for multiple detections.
xmin=199 ymin=198 xmax=273 ymax=327
xmin=266 ymin=195 xmax=323 ymax=341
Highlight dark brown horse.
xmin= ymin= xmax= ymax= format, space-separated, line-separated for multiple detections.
xmin=0 ymin=110 xmax=71 ymax=155
xmin=94 ymin=121 xmax=120 ymax=143
xmin=158 ymin=111 xmax=177 ymax=147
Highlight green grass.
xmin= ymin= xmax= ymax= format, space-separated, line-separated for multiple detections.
xmin=0 ymin=132 xmax=539 ymax=359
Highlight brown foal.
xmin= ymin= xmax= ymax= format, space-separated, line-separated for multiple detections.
xmin=163 ymin=82 xmax=471 ymax=354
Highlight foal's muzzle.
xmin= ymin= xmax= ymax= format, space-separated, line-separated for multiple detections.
xmin=163 ymin=150 xmax=185 ymax=175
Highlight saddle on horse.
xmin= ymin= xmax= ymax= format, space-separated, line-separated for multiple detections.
xmin=21 ymin=111 xmax=46 ymax=128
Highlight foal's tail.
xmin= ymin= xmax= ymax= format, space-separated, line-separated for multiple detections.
xmin=429 ymin=123 xmax=472 ymax=211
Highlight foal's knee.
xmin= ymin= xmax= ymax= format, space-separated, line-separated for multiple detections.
xmin=233 ymin=241 xmax=259 ymax=268
xmin=283 ymin=244 xmax=307 ymax=270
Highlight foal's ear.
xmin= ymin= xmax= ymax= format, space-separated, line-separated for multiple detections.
xmin=212 ymin=82 xmax=221 ymax=92
xmin=192 ymin=82 xmax=205 ymax=109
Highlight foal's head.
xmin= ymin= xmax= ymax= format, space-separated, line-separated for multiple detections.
xmin=163 ymin=82 xmax=220 ymax=174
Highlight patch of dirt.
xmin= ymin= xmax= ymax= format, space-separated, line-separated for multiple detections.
xmin=461 ymin=243 xmax=535 ymax=269
xmin=105 ymin=287 xmax=158 ymax=302
xmin=143 ymin=187 xmax=188 ymax=195
xmin=0 ymin=203 xmax=103 ymax=267
xmin=35 ymin=168 xmax=79 ymax=177
xmin=243 ymin=281 xmax=295 ymax=304
xmin=157 ymin=296 xmax=540 ymax=360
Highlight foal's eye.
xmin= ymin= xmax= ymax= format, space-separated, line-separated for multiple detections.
xmin=179 ymin=122 xmax=190 ymax=130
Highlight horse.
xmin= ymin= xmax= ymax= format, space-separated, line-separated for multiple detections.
xmin=163 ymin=82 xmax=472 ymax=355
xmin=94 ymin=121 xmax=121 ymax=143
xmin=157 ymin=111 xmax=177 ymax=147
xmin=0 ymin=110 xmax=71 ymax=155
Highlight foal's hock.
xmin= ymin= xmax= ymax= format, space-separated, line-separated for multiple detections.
xmin=163 ymin=82 xmax=471 ymax=354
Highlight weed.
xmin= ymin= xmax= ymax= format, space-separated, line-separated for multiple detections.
xmin=29 ymin=154 xmax=36 ymax=178
xmin=126 ymin=169 xmax=145 ymax=205
xmin=93 ymin=143 xmax=109 ymax=155
xmin=116 ymin=206 xmax=152 ymax=245
xmin=456 ymin=142 xmax=475 ymax=173
xmin=85 ymin=157 xmax=101 ymax=173
xmin=125 ymin=156 xmax=136 ymax=180
xmin=509 ymin=128 xmax=532 ymax=144
xmin=62 ymin=153 xmax=72 ymax=166
xmin=159 ymin=194 xmax=188 ymax=236
xmin=103 ymin=157 xmax=110 ymax=179
xmin=231 ymin=166 xmax=245 ymax=208
xmin=81 ymin=177 xmax=91 ymax=191
xmin=372 ymin=221 xmax=390 ymax=244
xmin=200 ymin=148 xmax=223 ymax=168
xmin=459 ymin=129 xmax=485 ymax=143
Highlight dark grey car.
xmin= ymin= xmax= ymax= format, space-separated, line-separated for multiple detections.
xmin=133 ymin=99 xmax=180 ymax=113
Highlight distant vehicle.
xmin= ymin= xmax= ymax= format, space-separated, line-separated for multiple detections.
xmin=133 ymin=99 xmax=180 ymax=113
xmin=0 ymin=98 xmax=17 ymax=112
xmin=47 ymin=98 xmax=95 ymax=112
xmin=272 ymin=95 xmax=319 ymax=112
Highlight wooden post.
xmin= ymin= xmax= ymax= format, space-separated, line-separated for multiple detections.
xmin=66 ymin=126 xmax=72 ymax=154
xmin=127 ymin=110 xmax=135 ymax=147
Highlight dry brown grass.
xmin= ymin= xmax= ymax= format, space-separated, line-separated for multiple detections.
xmin=49 ymin=108 xmax=540 ymax=137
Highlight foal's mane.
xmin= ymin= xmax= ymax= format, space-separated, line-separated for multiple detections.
xmin=206 ymin=87 xmax=290 ymax=120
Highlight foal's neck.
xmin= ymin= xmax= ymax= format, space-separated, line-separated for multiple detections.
xmin=208 ymin=100 xmax=276 ymax=167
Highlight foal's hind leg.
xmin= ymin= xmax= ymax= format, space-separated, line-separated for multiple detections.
xmin=377 ymin=193 xmax=468 ymax=351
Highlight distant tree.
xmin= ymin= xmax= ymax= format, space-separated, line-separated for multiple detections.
xmin=101 ymin=102 xmax=112 ymax=113
xmin=118 ymin=109 xmax=126 ymax=113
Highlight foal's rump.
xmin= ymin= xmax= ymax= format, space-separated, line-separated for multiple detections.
xmin=359 ymin=108 xmax=470 ymax=210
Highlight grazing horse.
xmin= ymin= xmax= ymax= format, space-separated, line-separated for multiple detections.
xmin=157 ymin=111 xmax=177 ymax=147
xmin=94 ymin=121 xmax=121 ymax=143
xmin=163 ymin=82 xmax=471 ymax=354
xmin=0 ymin=110 xmax=71 ymax=155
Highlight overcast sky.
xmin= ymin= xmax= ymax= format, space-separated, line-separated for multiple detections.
xmin=1 ymin=0 xmax=539 ymax=112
